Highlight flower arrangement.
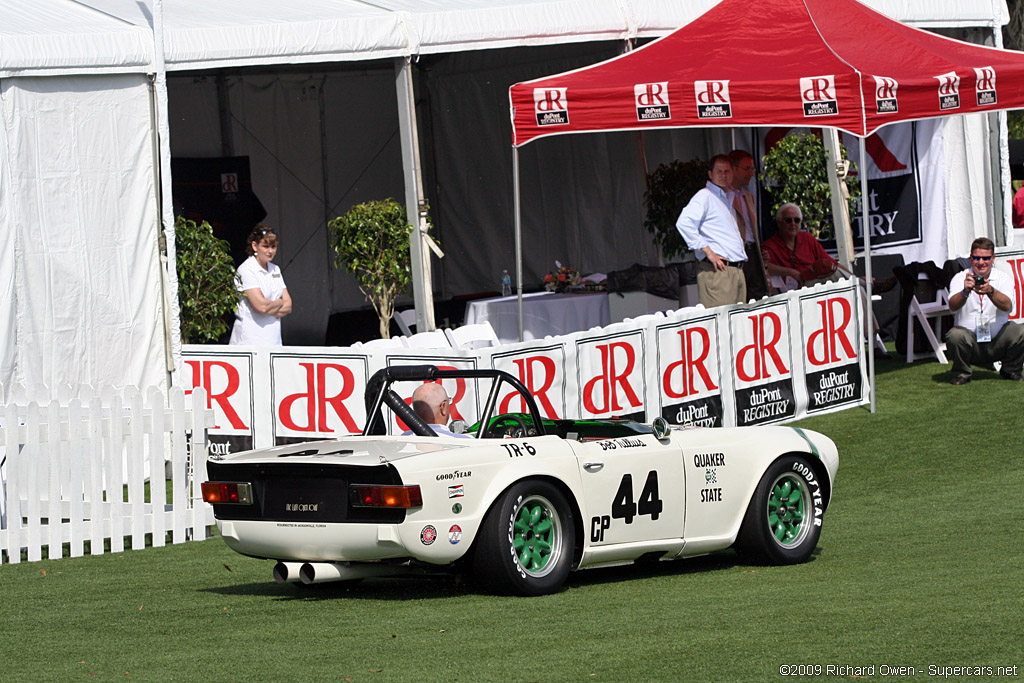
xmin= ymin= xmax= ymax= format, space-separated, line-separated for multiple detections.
xmin=543 ymin=262 xmax=582 ymax=292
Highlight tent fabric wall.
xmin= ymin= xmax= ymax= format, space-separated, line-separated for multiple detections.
xmin=0 ymin=0 xmax=1012 ymax=391
xmin=0 ymin=75 xmax=166 ymax=395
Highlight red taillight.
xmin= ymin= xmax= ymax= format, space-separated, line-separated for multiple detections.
xmin=350 ymin=484 xmax=423 ymax=508
xmin=201 ymin=481 xmax=253 ymax=505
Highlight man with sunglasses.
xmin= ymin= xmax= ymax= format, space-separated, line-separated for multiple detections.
xmin=761 ymin=203 xmax=839 ymax=292
xmin=945 ymin=237 xmax=1024 ymax=385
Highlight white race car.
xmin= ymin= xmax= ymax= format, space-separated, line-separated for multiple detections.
xmin=203 ymin=365 xmax=839 ymax=596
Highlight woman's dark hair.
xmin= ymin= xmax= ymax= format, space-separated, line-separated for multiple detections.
xmin=245 ymin=225 xmax=278 ymax=255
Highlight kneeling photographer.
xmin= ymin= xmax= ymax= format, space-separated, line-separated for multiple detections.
xmin=945 ymin=237 xmax=1024 ymax=385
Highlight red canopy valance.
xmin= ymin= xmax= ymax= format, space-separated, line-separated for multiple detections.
xmin=510 ymin=0 xmax=1023 ymax=145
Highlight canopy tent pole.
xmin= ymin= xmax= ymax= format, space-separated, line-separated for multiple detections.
xmin=152 ymin=0 xmax=179 ymax=384
xmin=513 ymin=146 xmax=524 ymax=341
xmin=823 ymin=129 xmax=855 ymax=272
xmin=859 ymin=136 xmax=876 ymax=414
xmin=396 ymin=57 xmax=437 ymax=332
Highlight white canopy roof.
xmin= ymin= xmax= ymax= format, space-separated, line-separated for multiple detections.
xmin=0 ymin=0 xmax=1010 ymax=77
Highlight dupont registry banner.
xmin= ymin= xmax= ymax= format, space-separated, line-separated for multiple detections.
xmin=182 ymin=279 xmax=868 ymax=455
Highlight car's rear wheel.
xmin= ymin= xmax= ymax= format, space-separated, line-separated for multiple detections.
xmin=471 ymin=480 xmax=574 ymax=596
xmin=735 ymin=455 xmax=824 ymax=564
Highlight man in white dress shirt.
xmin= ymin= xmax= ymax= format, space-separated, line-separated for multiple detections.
xmin=675 ymin=154 xmax=747 ymax=308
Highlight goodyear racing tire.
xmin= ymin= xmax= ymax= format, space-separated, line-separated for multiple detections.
xmin=734 ymin=455 xmax=824 ymax=565
xmin=471 ymin=480 xmax=575 ymax=596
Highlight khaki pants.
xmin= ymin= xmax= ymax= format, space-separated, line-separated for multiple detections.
xmin=945 ymin=323 xmax=1024 ymax=378
xmin=697 ymin=260 xmax=747 ymax=308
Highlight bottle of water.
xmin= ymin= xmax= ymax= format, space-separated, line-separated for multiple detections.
xmin=501 ymin=269 xmax=512 ymax=297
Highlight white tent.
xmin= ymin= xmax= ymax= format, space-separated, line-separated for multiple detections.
xmin=0 ymin=0 xmax=1011 ymax=399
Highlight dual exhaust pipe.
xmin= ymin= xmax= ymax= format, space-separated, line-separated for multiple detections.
xmin=273 ymin=560 xmax=404 ymax=585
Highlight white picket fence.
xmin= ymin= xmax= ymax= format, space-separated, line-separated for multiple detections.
xmin=0 ymin=384 xmax=215 ymax=564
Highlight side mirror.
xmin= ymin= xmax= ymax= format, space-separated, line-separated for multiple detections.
xmin=449 ymin=419 xmax=468 ymax=435
xmin=651 ymin=416 xmax=671 ymax=440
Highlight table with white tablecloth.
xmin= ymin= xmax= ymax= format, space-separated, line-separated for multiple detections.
xmin=463 ymin=291 xmax=611 ymax=344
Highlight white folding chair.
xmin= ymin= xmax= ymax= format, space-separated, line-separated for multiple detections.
xmin=403 ymin=329 xmax=452 ymax=349
xmin=444 ymin=322 xmax=501 ymax=349
xmin=360 ymin=336 xmax=407 ymax=349
xmin=906 ymin=288 xmax=952 ymax=364
xmin=394 ymin=309 xmax=417 ymax=336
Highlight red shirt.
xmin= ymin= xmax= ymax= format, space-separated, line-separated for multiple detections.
xmin=761 ymin=231 xmax=835 ymax=273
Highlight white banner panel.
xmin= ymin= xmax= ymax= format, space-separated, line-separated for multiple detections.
xmin=182 ymin=279 xmax=870 ymax=456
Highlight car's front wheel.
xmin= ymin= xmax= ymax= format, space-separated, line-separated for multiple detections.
xmin=734 ymin=455 xmax=825 ymax=564
xmin=471 ymin=480 xmax=575 ymax=596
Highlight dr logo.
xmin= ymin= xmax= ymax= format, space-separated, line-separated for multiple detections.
xmin=806 ymin=298 xmax=856 ymax=367
xmin=800 ymin=75 xmax=838 ymax=117
xmin=183 ymin=359 xmax=249 ymax=431
xmin=736 ymin=312 xmax=789 ymax=382
xmin=936 ymin=72 xmax=960 ymax=110
xmin=694 ymin=80 xmax=732 ymax=119
xmin=662 ymin=326 xmax=718 ymax=398
xmin=498 ymin=355 xmax=561 ymax=418
xmin=534 ymin=88 xmax=568 ymax=126
xmin=582 ymin=341 xmax=642 ymax=416
xmin=278 ymin=362 xmax=360 ymax=433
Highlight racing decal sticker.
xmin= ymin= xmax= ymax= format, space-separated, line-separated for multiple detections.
xmin=448 ymin=484 xmax=465 ymax=498
xmin=936 ymin=71 xmax=960 ymax=110
xmin=800 ymin=75 xmax=838 ymax=117
xmin=791 ymin=461 xmax=825 ymax=527
xmin=420 ymin=525 xmax=437 ymax=545
xmin=974 ymin=67 xmax=996 ymax=106
xmin=448 ymin=525 xmax=463 ymax=544
xmin=694 ymin=80 xmax=731 ymax=119
xmin=436 ymin=469 xmax=472 ymax=481
xmin=452 ymin=503 xmax=463 ymax=514
xmin=635 ymin=82 xmax=671 ymax=121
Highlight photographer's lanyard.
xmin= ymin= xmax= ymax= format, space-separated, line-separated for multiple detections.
xmin=977 ymin=289 xmax=991 ymax=342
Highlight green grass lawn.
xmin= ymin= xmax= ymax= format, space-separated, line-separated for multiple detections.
xmin=2 ymin=354 xmax=1022 ymax=682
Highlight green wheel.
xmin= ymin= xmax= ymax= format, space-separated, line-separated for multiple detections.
xmin=472 ymin=480 xmax=575 ymax=595
xmin=735 ymin=455 xmax=825 ymax=564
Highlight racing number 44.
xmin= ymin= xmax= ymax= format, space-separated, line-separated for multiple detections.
xmin=612 ymin=471 xmax=663 ymax=523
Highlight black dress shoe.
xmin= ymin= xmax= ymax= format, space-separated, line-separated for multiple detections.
xmin=999 ymin=370 xmax=1024 ymax=381
xmin=951 ymin=375 xmax=971 ymax=386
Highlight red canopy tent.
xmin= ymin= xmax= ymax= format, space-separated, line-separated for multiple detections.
xmin=507 ymin=0 xmax=1024 ymax=410
xmin=510 ymin=0 xmax=1021 ymax=144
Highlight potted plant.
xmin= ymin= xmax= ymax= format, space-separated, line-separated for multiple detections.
xmin=643 ymin=158 xmax=709 ymax=260
xmin=760 ymin=132 xmax=860 ymax=241
xmin=329 ymin=198 xmax=432 ymax=339
xmin=174 ymin=216 xmax=239 ymax=343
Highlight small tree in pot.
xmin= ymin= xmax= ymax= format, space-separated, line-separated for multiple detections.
xmin=643 ymin=158 xmax=708 ymax=260
xmin=174 ymin=216 xmax=239 ymax=343
xmin=329 ymin=198 xmax=431 ymax=339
